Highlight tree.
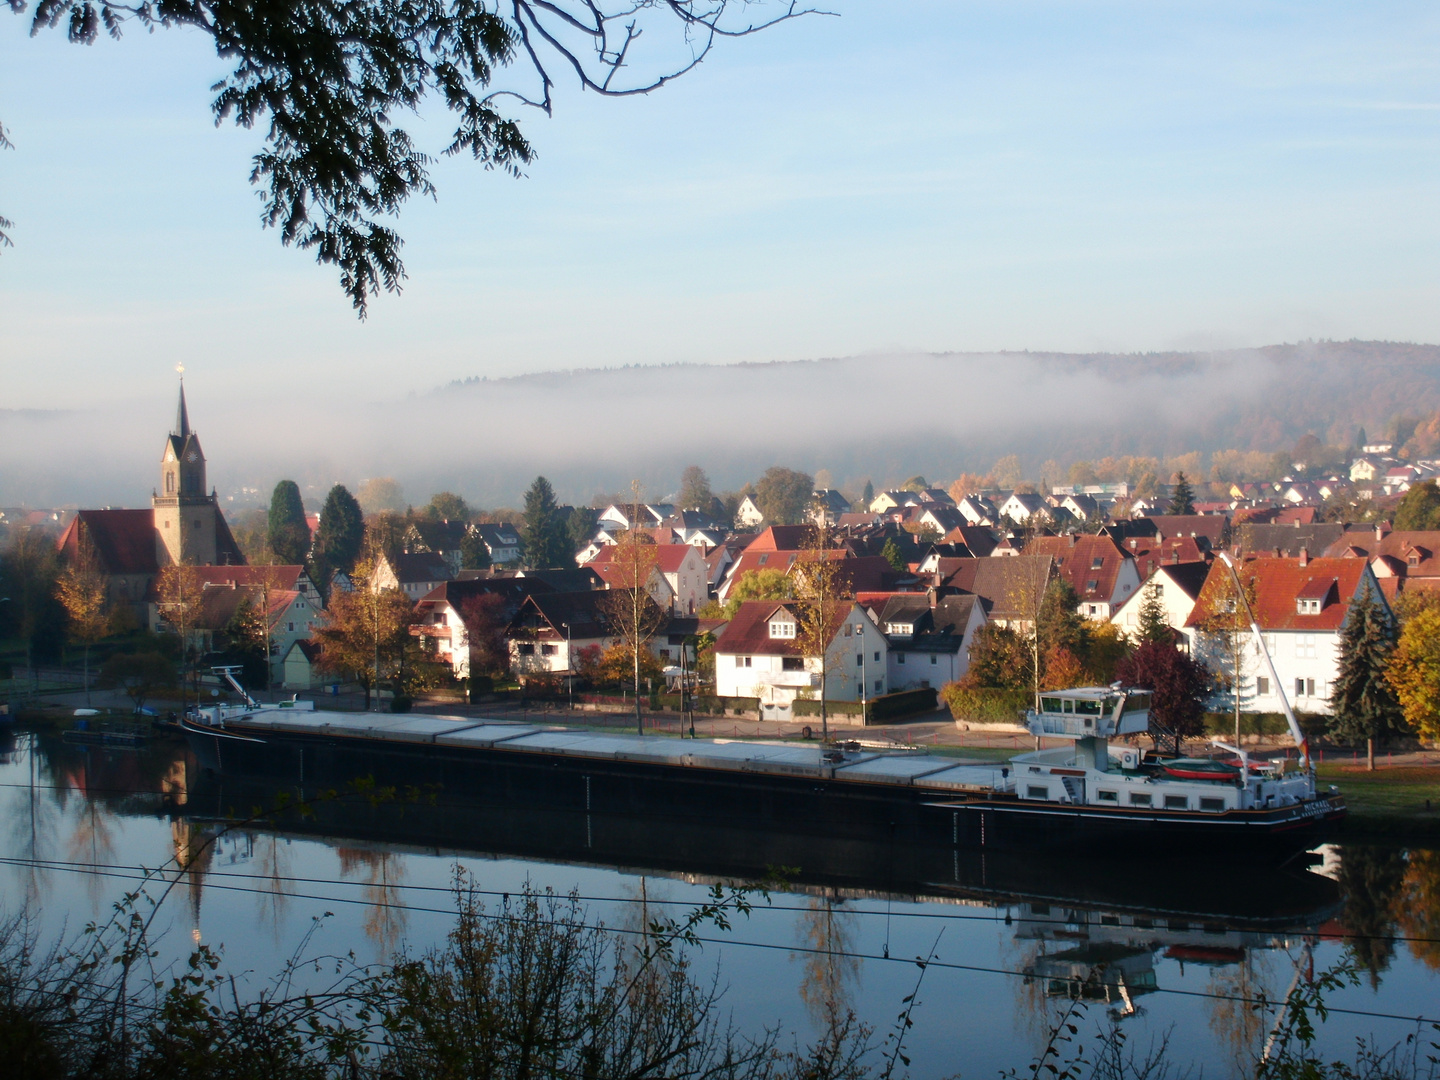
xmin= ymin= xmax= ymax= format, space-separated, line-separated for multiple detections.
xmin=1116 ymin=641 xmax=1209 ymax=756
xmin=223 ymin=595 xmax=271 ymax=691
xmin=753 ymin=466 xmax=814 ymax=525
xmin=358 ymin=477 xmax=407 ymax=514
xmin=718 ymin=567 xmax=791 ymax=619
xmin=424 ymin=492 xmax=470 ymax=522
xmin=313 ymin=484 xmax=367 ymax=590
xmin=54 ymin=525 xmax=109 ymax=704
xmin=599 ymin=530 xmax=666 ymax=734
xmin=1036 ymin=579 xmax=1086 ymax=662
xmin=98 ymin=651 xmax=175 ymax=715
xmin=1168 ymin=472 xmax=1195 ymax=515
xmin=1393 ymin=480 xmax=1440 ymax=531
xmin=1196 ymin=567 xmax=1257 ymax=747
xmin=991 ymin=454 xmax=1023 ymax=490
xmin=0 ymin=528 xmax=66 ymax=681
xmin=156 ymin=564 xmax=204 ymax=711
xmin=901 ymin=475 xmax=928 ymax=493
xmin=564 ymin=507 xmax=595 ymax=559
xmin=268 ymin=480 xmax=311 ymax=565
xmin=957 ymin=625 xmax=1031 ymax=691
xmin=8 ymin=2 xmax=810 ymax=313
xmin=518 ymin=476 xmax=567 ymax=569
xmin=456 ymin=593 xmax=510 ymax=688
xmin=880 ymin=538 xmax=906 ymax=573
xmin=459 ymin=529 xmax=493 ymax=572
xmin=1385 ymin=603 xmax=1440 ymax=744
xmin=677 ymin=466 xmax=713 ymax=511
xmin=792 ymin=522 xmax=845 ymax=741
xmin=860 ymin=480 xmax=875 ymax=508
xmin=1083 ymin=622 xmax=1132 ymax=685
xmin=1330 ymin=586 xmax=1404 ymax=770
xmin=312 ymin=558 xmax=414 ymax=709
xmin=1133 ymin=580 xmax=1172 ymax=645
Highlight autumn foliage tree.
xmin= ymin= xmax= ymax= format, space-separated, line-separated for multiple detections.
xmin=599 ymin=529 xmax=666 ymax=734
xmin=457 ymin=593 xmax=511 ymax=688
xmin=313 ymin=559 xmax=414 ymax=709
xmin=1115 ymin=641 xmax=1210 ymax=756
xmin=54 ymin=525 xmax=109 ymax=703
xmin=1385 ymin=603 xmax=1440 ymax=744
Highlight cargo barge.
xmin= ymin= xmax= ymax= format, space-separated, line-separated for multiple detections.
xmin=183 ymin=684 xmax=1343 ymax=860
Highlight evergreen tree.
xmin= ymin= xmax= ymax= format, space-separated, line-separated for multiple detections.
xmin=1330 ymin=586 xmax=1403 ymax=769
xmin=1134 ymin=580 xmax=1171 ymax=644
xmin=459 ymin=528 xmax=492 ymax=571
xmin=1168 ymin=472 xmax=1195 ymax=515
xmin=564 ymin=506 xmax=595 ymax=557
xmin=1036 ymin=578 xmax=1086 ymax=660
xmin=880 ymin=538 xmax=905 ymax=572
xmin=522 ymin=476 xmax=567 ymax=569
xmin=312 ymin=484 xmax=366 ymax=590
xmin=268 ymin=480 xmax=311 ymax=564
xmin=861 ymin=479 xmax=875 ymax=508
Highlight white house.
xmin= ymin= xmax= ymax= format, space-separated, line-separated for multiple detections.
xmin=587 ymin=543 xmax=709 ymax=615
xmin=997 ymin=492 xmax=1046 ymax=524
xmin=1109 ymin=562 xmax=1211 ymax=643
xmin=1024 ymin=534 xmax=1143 ymax=620
xmin=713 ymin=600 xmax=888 ymax=721
xmin=878 ymin=593 xmax=986 ymax=692
xmin=1183 ymin=554 xmax=1386 ymax=716
xmin=372 ymin=552 xmax=454 ymax=600
xmin=735 ymin=496 xmax=766 ymax=529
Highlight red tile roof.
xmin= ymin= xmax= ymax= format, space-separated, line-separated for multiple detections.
xmin=1184 ymin=556 xmax=1376 ymax=631
xmin=1024 ymin=534 xmax=1131 ymax=601
xmin=713 ymin=600 xmax=854 ymax=657
xmin=57 ymin=510 xmax=158 ymax=576
xmin=1322 ymin=530 xmax=1440 ymax=580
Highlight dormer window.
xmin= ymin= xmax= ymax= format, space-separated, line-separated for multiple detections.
xmin=1409 ymin=551 xmax=1421 ymax=566
xmin=1297 ymin=598 xmax=1321 ymax=615
xmin=1086 ymin=579 xmax=1099 ymax=592
xmin=886 ymin=623 xmax=914 ymax=636
xmin=1091 ymin=557 xmax=1104 ymax=569
xmin=769 ymin=619 xmax=796 ymax=639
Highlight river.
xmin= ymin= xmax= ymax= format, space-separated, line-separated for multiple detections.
xmin=1 ymin=725 xmax=1436 ymax=1077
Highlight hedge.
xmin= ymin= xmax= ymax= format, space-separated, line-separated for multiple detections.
xmin=650 ymin=694 xmax=761 ymax=716
xmin=790 ymin=687 xmax=939 ymax=724
xmin=940 ymin=685 xmax=1031 ymax=726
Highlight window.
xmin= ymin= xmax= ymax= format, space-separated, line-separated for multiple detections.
xmin=844 ymin=623 xmax=852 ymax=637
xmin=1199 ymin=797 xmax=1225 ymax=812
xmin=897 ymin=652 xmax=906 ymax=664
xmin=930 ymin=654 xmax=937 ymax=665
xmin=1130 ymin=792 xmax=1152 ymax=807
xmin=873 ymin=678 xmax=883 ymax=693
xmin=165 ymin=473 xmax=174 ymax=493
xmin=1091 ymin=557 xmax=1104 ymax=569
xmin=1097 ymin=789 xmax=1118 ymax=802
xmin=738 ymin=656 xmax=752 ymax=668
xmin=542 ymin=644 xmax=558 ymax=656
xmin=769 ymin=620 xmax=795 ymax=639
xmin=1164 ymin=795 xmax=1188 ymax=810
xmin=287 ymin=622 xmax=295 ymax=633
xmin=757 ymin=554 xmax=768 ymax=565
xmin=874 ymin=651 xmax=881 ymax=662
xmin=1297 ymin=598 xmax=1321 ymax=615
xmin=1026 ymin=785 xmax=1049 ymax=799
xmin=1256 ymin=676 xmax=1270 ymax=695
xmin=1295 ymin=634 xmax=1317 ymax=659
xmin=856 ymin=654 xmax=863 ymax=667
xmin=1295 ymin=677 xmax=1315 ymax=697
xmin=518 ymin=643 xmax=535 ymax=655
xmin=782 ymin=657 xmax=804 ymax=671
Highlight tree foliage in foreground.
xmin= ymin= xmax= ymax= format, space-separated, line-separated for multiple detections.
xmin=7 ymin=1 xmax=810 ymax=314
xmin=1329 ymin=586 xmax=1404 ymax=754
xmin=1115 ymin=640 xmax=1209 ymax=755
xmin=1385 ymin=603 xmax=1440 ymax=743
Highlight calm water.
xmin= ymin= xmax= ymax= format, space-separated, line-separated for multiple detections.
xmin=1 ymin=725 xmax=1436 ymax=1077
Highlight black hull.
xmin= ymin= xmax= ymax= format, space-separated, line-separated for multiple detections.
xmin=184 ymin=725 xmax=1344 ymax=863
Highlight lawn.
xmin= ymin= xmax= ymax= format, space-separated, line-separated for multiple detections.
xmin=1318 ymin=763 xmax=1440 ymax=841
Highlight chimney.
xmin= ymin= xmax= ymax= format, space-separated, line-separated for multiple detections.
xmin=928 ymin=586 xmax=937 ymax=610
xmin=932 ymin=570 xmax=942 ymax=588
xmin=1376 ymin=524 xmax=1385 ymax=541
xmin=1299 ymin=545 xmax=1309 ymax=568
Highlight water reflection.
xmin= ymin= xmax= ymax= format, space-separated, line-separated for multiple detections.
xmin=337 ymin=846 xmax=409 ymax=957
xmin=792 ymin=893 xmax=861 ymax=1029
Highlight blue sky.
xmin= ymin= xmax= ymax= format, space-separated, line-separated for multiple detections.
xmin=2 ymin=1 xmax=1439 ymax=411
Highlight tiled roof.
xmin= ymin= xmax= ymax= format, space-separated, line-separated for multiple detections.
xmin=512 ymin=590 xmax=619 ymax=641
xmin=1184 ymin=556 xmax=1376 ymax=631
xmin=589 ymin=544 xmax=700 ymax=574
xmin=936 ymin=555 xmax=1054 ymax=621
xmin=1145 ymin=515 xmax=1227 ymax=546
xmin=1024 ymin=535 xmax=1131 ymax=601
xmin=712 ymin=600 xmax=853 ymax=657
xmin=58 ymin=510 xmax=158 ymax=576
xmin=746 ymin=525 xmax=816 ymax=552
xmin=192 ymin=565 xmax=307 ymax=592
xmin=386 ymin=552 xmax=453 ymax=584
xmin=1321 ymin=530 xmax=1440 ymax=579
xmin=1237 ymin=522 xmax=1355 ymax=558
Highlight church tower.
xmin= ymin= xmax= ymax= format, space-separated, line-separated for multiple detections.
xmin=153 ymin=377 xmax=220 ymax=566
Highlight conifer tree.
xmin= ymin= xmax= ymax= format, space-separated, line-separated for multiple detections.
xmin=1134 ymin=580 xmax=1171 ymax=644
xmin=521 ymin=476 xmax=567 ymax=569
xmin=1331 ymin=586 xmax=1403 ymax=770
xmin=312 ymin=484 xmax=366 ymax=592
xmin=268 ymin=480 xmax=311 ymax=564
xmin=1168 ymin=472 xmax=1195 ymax=515
xmin=861 ymin=480 xmax=875 ymax=509
xmin=880 ymin=538 xmax=905 ymax=572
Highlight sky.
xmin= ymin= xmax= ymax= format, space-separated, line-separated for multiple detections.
xmin=2 ymin=2 xmax=1439 ymax=423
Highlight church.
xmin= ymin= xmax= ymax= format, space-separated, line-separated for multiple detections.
xmin=56 ymin=380 xmax=246 ymax=621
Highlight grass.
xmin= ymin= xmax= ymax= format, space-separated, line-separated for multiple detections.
xmin=1319 ymin=762 xmax=1440 ymax=842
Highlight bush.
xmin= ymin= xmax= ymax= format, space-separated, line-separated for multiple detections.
xmin=866 ymin=687 xmax=939 ymax=723
xmin=941 ymin=684 xmax=1030 ymax=726
xmin=389 ymin=694 xmax=413 ymax=713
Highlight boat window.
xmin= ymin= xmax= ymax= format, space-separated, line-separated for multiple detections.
xmin=1164 ymin=795 xmax=1188 ymax=810
xmin=1073 ymin=699 xmax=1102 ymax=716
xmin=1026 ymin=785 xmax=1049 ymax=799
xmin=1199 ymin=797 xmax=1225 ymax=812
xmin=1100 ymin=915 xmax=1120 ymax=926
xmin=1040 ymin=697 xmax=1064 ymax=713
xmin=1097 ymin=789 xmax=1118 ymax=802
xmin=1129 ymin=792 xmax=1151 ymax=806
xmin=1031 ymin=903 xmax=1050 ymax=916
xmin=1062 ymin=699 xmax=1073 ymax=713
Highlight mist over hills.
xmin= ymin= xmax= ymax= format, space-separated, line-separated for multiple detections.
xmin=3 ymin=340 xmax=1437 ymax=510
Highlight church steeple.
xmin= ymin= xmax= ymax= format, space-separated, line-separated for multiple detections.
xmin=174 ymin=380 xmax=191 ymax=438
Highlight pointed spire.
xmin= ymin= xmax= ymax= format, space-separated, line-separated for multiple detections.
xmin=175 ymin=379 xmax=190 ymax=438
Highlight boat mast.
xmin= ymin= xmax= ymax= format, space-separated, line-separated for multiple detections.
xmin=1215 ymin=553 xmax=1309 ymax=770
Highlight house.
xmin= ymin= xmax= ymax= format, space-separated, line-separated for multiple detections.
xmin=403 ymin=519 xmax=471 ymax=574
xmin=1023 ymin=535 xmax=1141 ymax=620
xmin=932 ymin=554 xmax=1055 ymax=630
xmin=371 ymin=551 xmax=454 ymax=600
xmin=588 ymin=543 xmax=709 ymax=614
xmin=508 ymin=591 xmax=616 ymax=676
xmin=1322 ymin=527 xmax=1440 ymax=594
xmin=997 ymin=492 xmax=1046 ymax=524
xmin=471 ymin=523 xmax=522 ymax=565
xmin=914 ymin=505 xmax=967 ymax=536
xmin=1183 ymin=554 xmax=1387 ymax=716
xmin=916 ymin=488 xmax=956 ymax=508
xmin=1058 ymin=493 xmax=1104 ymax=522
xmin=1237 ymin=522 xmax=1362 ymax=559
xmin=940 ymin=525 xmax=999 ymax=558
xmin=712 ymin=600 xmax=889 ymax=721
xmin=808 ymin=489 xmax=853 ymax=526
xmin=735 ymin=495 xmax=765 ymax=528
xmin=1108 ymin=562 xmax=1211 ymax=642
xmin=1111 ymin=535 xmax=1209 ymax=580
xmin=869 ymin=490 xmax=918 ymax=514
xmin=598 ymin=503 xmax=674 ymax=530
xmin=157 ymin=578 xmax=323 ymax=684
xmin=280 ymin=640 xmax=322 ymax=690
xmin=877 ymin=593 xmax=985 ymax=691
xmin=1145 ymin=514 xmax=1227 ymax=550
xmin=954 ymin=494 xmax=998 ymax=526
xmin=412 ymin=576 xmax=559 ymax=678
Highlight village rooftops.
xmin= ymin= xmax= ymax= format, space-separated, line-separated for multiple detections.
xmin=1184 ymin=555 xmax=1378 ymax=632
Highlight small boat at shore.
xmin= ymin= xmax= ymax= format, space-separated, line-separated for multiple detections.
xmin=1159 ymin=758 xmax=1243 ymax=782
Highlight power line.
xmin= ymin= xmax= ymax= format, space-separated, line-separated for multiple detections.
xmin=2 ymin=855 xmax=1437 ymax=1028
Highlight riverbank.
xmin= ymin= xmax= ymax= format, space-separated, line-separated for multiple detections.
xmin=1318 ymin=763 xmax=1440 ymax=842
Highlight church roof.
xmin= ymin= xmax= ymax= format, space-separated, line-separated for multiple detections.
xmin=57 ymin=510 xmax=159 ymax=576
xmin=175 ymin=381 xmax=191 ymax=437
